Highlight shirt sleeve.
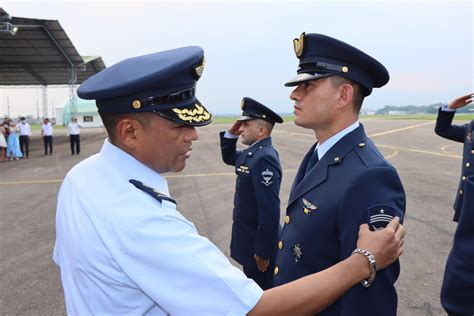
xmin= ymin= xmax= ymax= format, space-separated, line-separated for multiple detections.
xmin=111 ymin=210 xmax=263 ymax=316
xmin=336 ymin=166 xmax=406 ymax=316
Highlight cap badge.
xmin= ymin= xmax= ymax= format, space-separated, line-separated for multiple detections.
xmin=293 ymin=32 xmax=305 ymax=57
xmin=194 ymin=56 xmax=205 ymax=80
xmin=172 ymin=103 xmax=211 ymax=123
xmin=240 ymin=98 xmax=246 ymax=110
xmin=132 ymin=100 xmax=142 ymax=109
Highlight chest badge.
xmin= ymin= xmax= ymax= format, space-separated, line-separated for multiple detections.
xmin=237 ymin=165 xmax=249 ymax=174
xmin=261 ymin=169 xmax=274 ymax=186
xmin=467 ymin=131 xmax=472 ymax=143
xmin=302 ymin=198 xmax=318 ymax=215
xmin=293 ymin=243 xmax=302 ymax=262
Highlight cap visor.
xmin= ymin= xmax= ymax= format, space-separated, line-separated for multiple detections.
xmin=154 ymin=100 xmax=213 ymax=126
xmin=236 ymin=115 xmax=254 ymax=122
xmin=284 ymin=73 xmax=333 ymax=87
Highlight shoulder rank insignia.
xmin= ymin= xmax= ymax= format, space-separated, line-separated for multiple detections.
xmin=293 ymin=32 xmax=305 ymax=57
xmin=261 ymin=168 xmax=274 ymax=186
xmin=367 ymin=205 xmax=395 ymax=231
xmin=293 ymin=243 xmax=302 ymax=262
xmin=302 ymin=198 xmax=317 ymax=215
xmin=129 ymin=179 xmax=176 ymax=205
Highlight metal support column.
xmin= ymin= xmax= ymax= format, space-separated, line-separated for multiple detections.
xmin=41 ymin=85 xmax=48 ymax=118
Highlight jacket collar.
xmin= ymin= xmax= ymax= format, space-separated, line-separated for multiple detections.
xmin=244 ymin=136 xmax=272 ymax=156
xmin=288 ymin=124 xmax=368 ymax=206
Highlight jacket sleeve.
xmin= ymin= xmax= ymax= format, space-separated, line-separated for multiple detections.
xmin=250 ymin=156 xmax=281 ymax=261
xmin=434 ymin=107 xmax=466 ymax=143
xmin=441 ymin=175 xmax=474 ymax=315
xmin=219 ymin=131 xmax=239 ymax=166
xmin=337 ymin=166 xmax=406 ymax=316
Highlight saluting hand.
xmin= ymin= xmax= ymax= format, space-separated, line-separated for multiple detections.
xmin=254 ymin=254 xmax=270 ymax=272
xmin=228 ymin=121 xmax=242 ymax=136
xmin=448 ymin=93 xmax=474 ymax=110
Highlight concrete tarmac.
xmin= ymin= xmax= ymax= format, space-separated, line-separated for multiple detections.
xmin=0 ymin=119 xmax=466 ymax=315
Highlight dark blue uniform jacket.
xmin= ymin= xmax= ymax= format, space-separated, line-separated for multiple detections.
xmin=220 ymin=133 xmax=281 ymax=267
xmin=441 ymin=175 xmax=474 ymax=316
xmin=435 ymin=108 xmax=474 ymax=315
xmin=435 ymin=108 xmax=474 ymax=222
xmin=273 ymin=124 xmax=406 ymax=316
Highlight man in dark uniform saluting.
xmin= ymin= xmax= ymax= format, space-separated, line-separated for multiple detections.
xmin=220 ymin=97 xmax=283 ymax=289
xmin=434 ymin=92 xmax=474 ymax=315
xmin=273 ymin=33 xmax=406 ymax=315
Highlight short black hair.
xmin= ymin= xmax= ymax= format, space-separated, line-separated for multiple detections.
xmin=99 ymin=111 xmax=151 ymax=143
xmin=329 ymin=76 xmax=365 ymax=114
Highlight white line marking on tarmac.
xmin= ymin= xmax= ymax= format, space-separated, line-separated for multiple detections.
xmin=377 ymin=144 xmax=462 ymax=159
xmin=368 ymin=121 xmax=434 ymax=137
xmin=0 ymin=169 xmax=301 ymax=185
xmin=33 ymin=168 xmax=42 ymax=172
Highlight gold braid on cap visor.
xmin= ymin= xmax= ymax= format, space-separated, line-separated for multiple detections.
xmin=172 ymin=104 xmax=211 ymax=122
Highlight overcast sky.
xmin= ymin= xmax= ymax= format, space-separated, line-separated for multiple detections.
xmin=0 ymin=0 xmax=472 ymax=117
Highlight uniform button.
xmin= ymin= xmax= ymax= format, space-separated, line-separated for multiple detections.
xmin=466 ymin=162 xmax=471 ymax=167
xmin=274 ymin=266 xmax=279 ymax=275
xmin=278 ymin=241 xmax=283 ymax=250
xmin=358 ymin=142 xmax=366 ymax=148
xmin=471 ymin=150 xmax=474 ymax=154
xmin=460 ymin=189 xmax=463 ymax=195
xmin=334 ymin=157 xmax=340 ymax=162
xmin=462 ymin=176 xmax=466 ymax=181
xmin=285 ymin=215 xmax=291 ymax=224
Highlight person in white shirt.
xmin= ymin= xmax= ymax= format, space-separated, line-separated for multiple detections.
xmin=54 ymin=46 xmax=405 ymax=315
xmin=67 ymin=117 xmax=81 ymax=155
xmin=41 ymin=118 xmax=53 ymax=155
xmin=17 ymin=117 xmax=32 ymax=158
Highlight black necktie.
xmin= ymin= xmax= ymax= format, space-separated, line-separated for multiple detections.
xmin=305 ymin=148 xmax=319 ymax=175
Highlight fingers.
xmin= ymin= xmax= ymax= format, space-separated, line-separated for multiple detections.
xmin=385 ymin=216 xmax=400 ymax=233
xmin=394 ymin=221 xmax=406 ymax=241
xmin=358 ymin=223 xmax=369 ymax=239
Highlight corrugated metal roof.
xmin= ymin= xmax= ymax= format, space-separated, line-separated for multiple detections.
xmin=0 ymin=8 xmax=106 ymax=86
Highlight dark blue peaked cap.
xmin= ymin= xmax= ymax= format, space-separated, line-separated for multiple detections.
xmin=237 ymin=97 xmax=283 ymax=124
xmin=286 ymin=33 xmax=389 ymax=96
xmin=77 ymin=46 xmax=212 ymax=126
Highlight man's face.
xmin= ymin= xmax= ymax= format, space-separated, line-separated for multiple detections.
xmin=238 ymin=119 xmax=261 ymax=145
xmin=135 ymin=114 xmax=198 ymax=173
xmin=290 ymin=77 xmax=339 ymax=130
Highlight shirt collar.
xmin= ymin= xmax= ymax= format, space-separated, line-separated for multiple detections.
xmin=316 ymin=121 xmax=360 ymax=159
xmin=98 ymin=139 xmax=170 ymax=196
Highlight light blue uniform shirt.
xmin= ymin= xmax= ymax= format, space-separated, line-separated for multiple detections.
xmin=53 ymin=140 xmax=262 ymax=315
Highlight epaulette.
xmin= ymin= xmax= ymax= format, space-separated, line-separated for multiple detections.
xmin=129 ymin=179 xmax=176 ymax=205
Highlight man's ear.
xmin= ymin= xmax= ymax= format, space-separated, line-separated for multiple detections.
xmin=116 ymin=118 xmax=139 ymax=150
xmin=337 ymin=84 xmax=354 ymax=110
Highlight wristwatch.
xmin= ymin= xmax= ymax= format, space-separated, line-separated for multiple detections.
xmin=352 ymin=248 xmax=377 ymax=288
